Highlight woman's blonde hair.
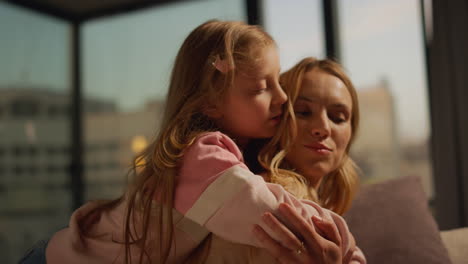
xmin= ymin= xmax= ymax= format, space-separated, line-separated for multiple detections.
xmin=113 ymin=20 xmax=275 ymax=263
xmin=259 ymin=57 xmax=360 ymax=215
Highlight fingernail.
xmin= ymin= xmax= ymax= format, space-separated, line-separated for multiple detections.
xmin=252 ymin=224 xmax=260 ymax=234
xmin=262 ymin=212 xmax=272 ymax=222
xmin=278 ymin=203 xmax=289 ymax=212
xmin=312 ymin=215 xmax=323 ymax=222
xmin=252 ymin=225 xmax=266 ymax=243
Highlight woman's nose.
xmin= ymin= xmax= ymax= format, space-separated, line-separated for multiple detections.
xmin=310 ymin=114 xmax=330 ymax=139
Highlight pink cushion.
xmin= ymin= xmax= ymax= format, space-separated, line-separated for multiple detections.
xmin=344 ymin=176 xmax=452 ymax=264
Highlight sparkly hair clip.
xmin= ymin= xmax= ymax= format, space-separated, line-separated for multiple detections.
xmin=211 ymin=55 xmax=233 ymax=73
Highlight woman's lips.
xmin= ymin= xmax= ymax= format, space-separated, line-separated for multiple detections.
xmin=303 ymin=143 xmax=332 ymax=155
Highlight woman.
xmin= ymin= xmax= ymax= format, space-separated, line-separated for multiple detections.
xmin=256 ymin=57 xmax=363 ymax=263
xmin=192 ymin=57 xmax=364 ymax=263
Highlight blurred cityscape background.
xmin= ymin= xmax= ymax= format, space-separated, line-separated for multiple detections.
xmin=0 ymin=0 xmax=433 ymax=262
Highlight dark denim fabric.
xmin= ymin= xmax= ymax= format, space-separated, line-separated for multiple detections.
xmin=18 ymin=239 xmax=48 ymax=264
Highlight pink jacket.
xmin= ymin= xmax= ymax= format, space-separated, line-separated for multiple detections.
xmin=46 ymin=132 xmax=365 ymax=263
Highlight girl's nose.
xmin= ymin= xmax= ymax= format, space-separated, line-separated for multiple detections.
xmin=273 ymin=83 xmax=288 ymax=105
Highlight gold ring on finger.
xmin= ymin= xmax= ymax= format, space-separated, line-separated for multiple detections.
xmin=295 ymin=241 xmax=305 ymax=255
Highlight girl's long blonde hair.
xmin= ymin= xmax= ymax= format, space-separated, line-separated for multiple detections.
xmin=113 ymin=20 xmax=275 ymax=263
xmin=258 ymin=57 xmax=361 ymax=215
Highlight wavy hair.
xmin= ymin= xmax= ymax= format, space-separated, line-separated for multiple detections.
xmin=79 ymin=20 xmax=275 ymax=264
xmin=126 ymin=19 xmax=275 ymax=263
xmin=259 ymin=57 xmax=360 ymax=215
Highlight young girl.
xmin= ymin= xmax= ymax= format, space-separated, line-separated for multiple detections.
xmin=41 ymin=20 xmax=364 ymax=264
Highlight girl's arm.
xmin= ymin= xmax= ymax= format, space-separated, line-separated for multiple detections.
xmin=254 ymin=203 xmax=366 ymax=264
xmin=174 ymin=132 xmax=365 ymax=263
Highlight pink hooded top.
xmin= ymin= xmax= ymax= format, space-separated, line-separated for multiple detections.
xmin=46 ymin=132 xmax=366 ymax=263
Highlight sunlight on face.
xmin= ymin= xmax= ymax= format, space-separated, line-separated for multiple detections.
xmin=216 ymin=45 xmax=287 ymax=146
xmin=285 ymin=69 xmax=353 ymax=187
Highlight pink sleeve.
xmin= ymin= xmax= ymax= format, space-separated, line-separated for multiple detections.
xmin=174 ymin=132 xmax=365 ymax=263
xmin=174 ymin=131 xmax=249 ymax=214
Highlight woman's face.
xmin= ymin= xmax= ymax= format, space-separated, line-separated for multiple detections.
xmin=285 ymin=69 xmax=353 ymax=188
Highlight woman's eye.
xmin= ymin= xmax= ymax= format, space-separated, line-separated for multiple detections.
xmin=295 ymin=110 xmax=311 ymax=117
xmin=330 ymin=115 xmax=346 ymax=123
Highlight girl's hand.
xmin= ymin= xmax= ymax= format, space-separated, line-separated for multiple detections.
xmin=253 ymin=203 xmax=343 ymax=264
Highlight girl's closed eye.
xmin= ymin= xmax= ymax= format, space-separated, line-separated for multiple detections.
xmin=254 ymin=87 xmax=267 ymax=94
xmin=251 ymin=79 xmax=268 ymax=94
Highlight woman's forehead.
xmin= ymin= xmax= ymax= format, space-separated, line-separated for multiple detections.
xmin=298 ymin=71 xmax=352 ymax=107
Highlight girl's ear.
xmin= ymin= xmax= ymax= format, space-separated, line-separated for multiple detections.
xmin=203 ymin=104 xmax=223 ymax=119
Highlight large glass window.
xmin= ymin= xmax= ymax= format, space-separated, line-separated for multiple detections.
xmin=338 ymin=0 xmax=433 ymax=198
xmin=263 ymin=0 xmax=433 ymax=201
xmin=82 ymin=0 xmax=246 ymax=201
xmin=263 ymin=0 xmax=325 ymax=69
xmin=0 ymin=2 xmax=71 ymax=263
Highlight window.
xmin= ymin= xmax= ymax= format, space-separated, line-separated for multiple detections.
xmin=45 ymin=146 xmax=57 ymax=156
xmin=338 ymin=0 xmax=433 ymax=198
xmin=0 ymin=236 xmax=10 ymax=264
xmin=11 ymin=99 xmax=40 ymax=117
xmin=105 ymin=142 xmax=119 ymax=151
xmin=13 ymin=165 xmax=24 ymax=176
xmin=28 ymin=146 xmax=37 ymax=156
xmin=0 ymin=166 xmax=5 ymax=177
xmin=47 ymin=104 xmax=60 ymax=118
xmin=263 ymin=0 xmax=325 ymax=69
xmin=83 ymin=0 xmax=246 ymax=201
xmin=12 ymin=146 xmax=23 ymax=157
xmin=0 ymin=3 xmax=72 ymax=261
xmin=46 ymin=165 xmax=59 ymax=174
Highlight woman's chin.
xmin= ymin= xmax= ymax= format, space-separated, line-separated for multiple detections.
xmin=302 ymin=167 xmax=331 ymax=185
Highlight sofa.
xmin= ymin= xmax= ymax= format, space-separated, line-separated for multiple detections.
xmin=344 ymin=176 xmax=468 ymax=264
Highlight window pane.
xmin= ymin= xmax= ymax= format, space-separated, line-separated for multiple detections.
xmin=263 ymin=0 xmax=325 ymax=69
xmin=0 ymin=2 xmax=71 ymax=263
xmin=339 ymin=0 xmax=433 ymax=198
xmin=83 ymin=0 xmax=246 ymax=201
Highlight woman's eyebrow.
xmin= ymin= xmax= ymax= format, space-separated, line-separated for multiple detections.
xmin=330 ymin=104 xmax=352 ymax=117
xmin=297 ymin=97 xmax=351 ymax=110
xmin=330 ymin=103 xmax=350 ymax=110
xmin=297 ymin=96 xmax=318 ymax=103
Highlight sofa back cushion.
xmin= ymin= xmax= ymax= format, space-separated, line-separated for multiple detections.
xmin=344 ymin=176 xmax=452 ymax=264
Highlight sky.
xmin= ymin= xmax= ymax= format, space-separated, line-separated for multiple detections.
xmin=264 ymin=0 xmax=430 ymax=143
xmin=0 ymin=0 xmax=430 ymax=143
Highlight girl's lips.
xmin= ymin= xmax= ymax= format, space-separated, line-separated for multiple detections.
xmin=270 ymin=114 xmax=282 ymax=123
xmin=270 ymin=118 xmax=280 ymax=124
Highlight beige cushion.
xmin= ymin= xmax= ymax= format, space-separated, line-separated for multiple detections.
xmin=440 ymin=227 xmax=468 ymax=264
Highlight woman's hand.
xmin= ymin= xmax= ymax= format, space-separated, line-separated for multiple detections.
xmin=253 ymin=203 xmax=344 ymax=264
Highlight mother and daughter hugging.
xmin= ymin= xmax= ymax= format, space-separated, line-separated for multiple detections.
xmin=21 ymin=19 xmax=367 ymax=264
